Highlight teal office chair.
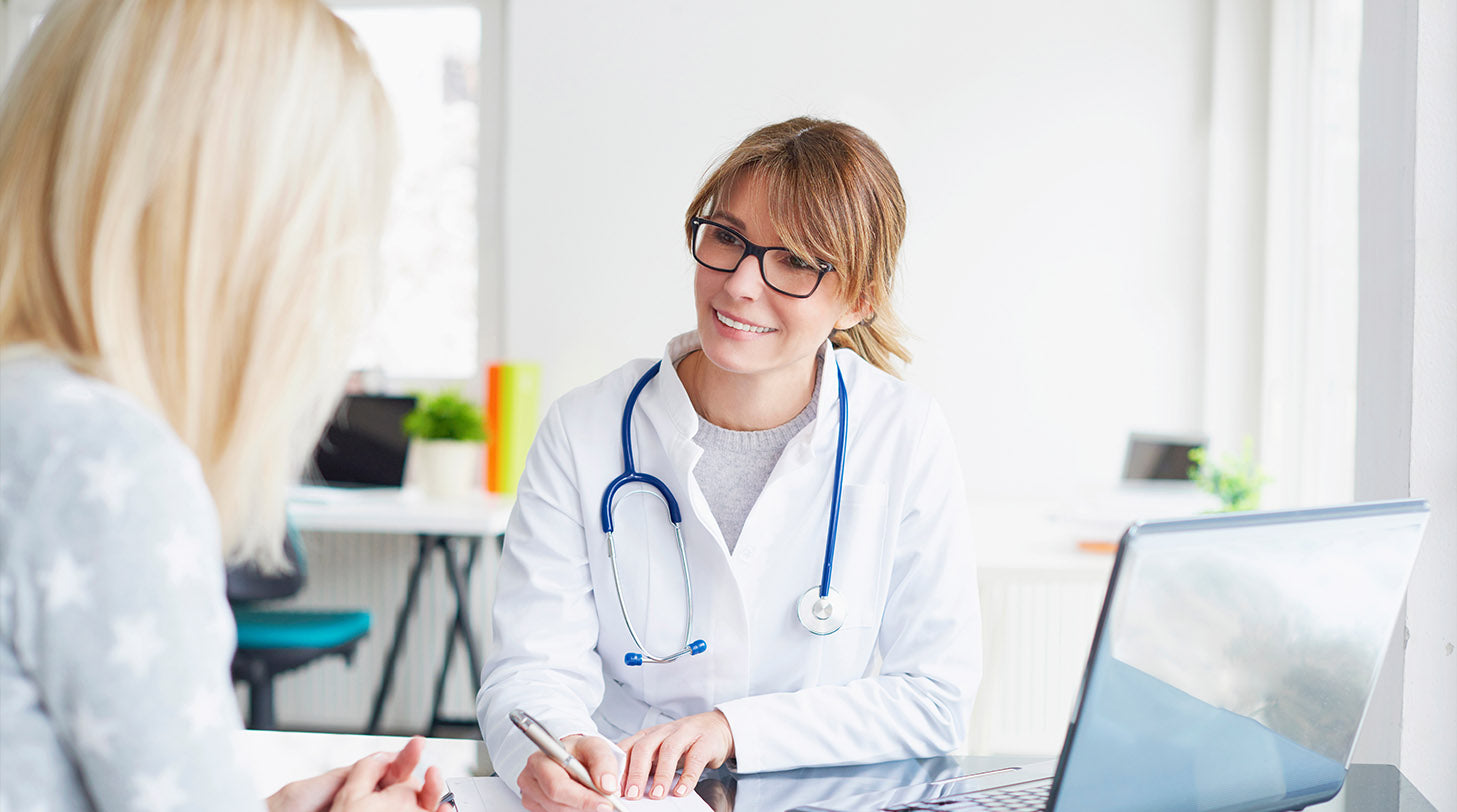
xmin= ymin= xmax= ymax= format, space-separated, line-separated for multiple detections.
xmin=228 ymin=530 xmax=371 ymax=730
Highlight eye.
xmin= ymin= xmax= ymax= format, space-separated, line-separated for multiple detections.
xmin=710 ymin=225 xmax=744 ymax=247
xmin=787 ymin=254 xmax=828 ymax=273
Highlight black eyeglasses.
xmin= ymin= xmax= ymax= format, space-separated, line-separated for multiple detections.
xmin=689 ymin=217 xmax=835 ymax=299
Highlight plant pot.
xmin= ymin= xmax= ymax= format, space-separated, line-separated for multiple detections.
xmin=411 ymin=439 xmax=481 ymax=500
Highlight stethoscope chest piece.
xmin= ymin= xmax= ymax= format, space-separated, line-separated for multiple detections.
xmin=797 ymin=585 xmax=847 ymax=635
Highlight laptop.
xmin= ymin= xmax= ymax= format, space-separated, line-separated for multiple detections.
xmin=307 ymin=394 xmax=416 ymax=488
xmin=792 ymin=499 xmax=1430 ymax=812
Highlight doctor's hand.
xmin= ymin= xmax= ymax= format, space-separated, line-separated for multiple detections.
xmin=518 ymin=734 xmax=623 ymax=812
xmin=618 ymin=710 xmax=735 ymax=801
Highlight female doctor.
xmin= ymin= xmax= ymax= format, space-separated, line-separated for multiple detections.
xmin=476 ymin=117 xmax=980 ymax=812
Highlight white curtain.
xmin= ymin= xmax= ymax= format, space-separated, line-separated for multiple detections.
xmin=1203 ymin=0 xmax=1363 ymax=509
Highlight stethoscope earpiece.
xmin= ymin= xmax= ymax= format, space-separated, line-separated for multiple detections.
xmin=625 ymin=638 xmax=708 ymax=667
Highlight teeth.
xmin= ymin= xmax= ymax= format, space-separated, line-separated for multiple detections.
xmin=717 ymin=311 xmax=774 ymax=333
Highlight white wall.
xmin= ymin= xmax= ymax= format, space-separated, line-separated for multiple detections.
xmin=1353 ymin=0 xmax=1457 ymax=805
xmin=1403 ymin=0 xmax=1456 ymax=803
xmin=500 ymin=0 xmax=1214 ymax=499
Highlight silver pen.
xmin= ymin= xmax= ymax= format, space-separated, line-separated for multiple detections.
xmin=510 ymin=709 xmax=631 ymax=812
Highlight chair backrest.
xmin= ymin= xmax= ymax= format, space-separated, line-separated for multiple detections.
xmin=227 ymin=530 xmax=306 ymax=604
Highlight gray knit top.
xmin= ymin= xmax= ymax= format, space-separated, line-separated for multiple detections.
xmin=687 ymin=355 xmax=823 ymax=553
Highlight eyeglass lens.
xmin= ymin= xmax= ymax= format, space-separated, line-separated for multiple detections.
xmin=692 ymin=220 xmax=826 ymax=297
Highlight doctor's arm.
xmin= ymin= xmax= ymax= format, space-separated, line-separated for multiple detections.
xmin=475 ymin=402 xmax=622 ymax=806
xmin=714 ymin=402 xmax=982 ymax=774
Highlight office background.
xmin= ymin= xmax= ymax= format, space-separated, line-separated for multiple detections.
xmin=1 ymin=0 xmax=1450 ymax=807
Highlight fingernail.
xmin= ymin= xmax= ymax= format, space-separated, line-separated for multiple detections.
xmin=627 ymin=785 xmax=640 ymax=800
xmin=600 ymin=774 xmax=618 ymax=793
xmin=650 ymin=785 xmax=665 ymax=799
xmin=674 ymin=785 xmax=687 ymax=796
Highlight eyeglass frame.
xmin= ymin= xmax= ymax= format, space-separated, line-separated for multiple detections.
xmin=689 ymin=216 xmax=836 ymax=299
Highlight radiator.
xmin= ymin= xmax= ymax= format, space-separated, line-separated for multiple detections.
xmin=247 ymin=531 xmax=500 ymax=735
xmin=966 ymin=563 xmax=1112 ymax=757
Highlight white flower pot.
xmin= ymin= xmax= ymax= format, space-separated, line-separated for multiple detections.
xmin=411 ymin=439 xmax=481 ymax=500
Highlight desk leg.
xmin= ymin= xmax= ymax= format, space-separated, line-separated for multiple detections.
xmin=367 ymin=534 xmax=431 ymax=734
xmin=425 ymin=539 xmax=483 ymax=734
xmin=440 ymin=536 xmax=485 ymax=684
xmin=427 ymin=536 xmax=486 ymax=736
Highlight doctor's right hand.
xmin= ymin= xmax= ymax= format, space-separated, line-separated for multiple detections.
xmin=518 ymin=734 xmax=623 ymax=812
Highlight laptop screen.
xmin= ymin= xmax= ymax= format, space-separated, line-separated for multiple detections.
xmin=1051 ymin=501 xmax=1428 ymax=811
xmin=307 ymin=394 xmax=416 ymax=488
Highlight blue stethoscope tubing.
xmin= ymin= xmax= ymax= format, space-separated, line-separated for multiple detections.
xmin=601 ymin=356 xmax=850 ymax=666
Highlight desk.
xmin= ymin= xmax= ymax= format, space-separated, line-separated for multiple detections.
xmin=286 ymin=486 xmax=513 ymax=735
xmin=236 ymin=731 xmax=1436 ymax=812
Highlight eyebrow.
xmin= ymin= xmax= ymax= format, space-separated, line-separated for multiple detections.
xmin=707 ymin=210 xmax=748 ymax=231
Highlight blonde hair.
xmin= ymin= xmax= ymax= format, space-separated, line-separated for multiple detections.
xmin=0 ymin=0 xmax=396 ymax=566
xmin=685 ymin=117 xmax=911 ymax=374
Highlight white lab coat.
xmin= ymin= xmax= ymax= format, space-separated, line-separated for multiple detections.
xmin=477 ymin=333 xmax=981 ymax=789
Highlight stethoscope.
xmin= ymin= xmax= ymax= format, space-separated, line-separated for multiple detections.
xmin=600 ymin=356 xmax=850 ymax=666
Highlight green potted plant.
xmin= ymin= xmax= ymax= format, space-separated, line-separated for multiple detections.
xmin=1188 ymin=439 xmax=1271 ymax=512
xmin=401 ymin=389 xmax=487 ymax=499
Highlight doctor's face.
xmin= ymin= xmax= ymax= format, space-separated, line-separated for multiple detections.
xmin=692 ymin=173 xmax=865 ymax=384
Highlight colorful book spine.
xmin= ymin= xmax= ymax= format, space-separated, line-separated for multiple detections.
xmin=485 ymin=361 xmax=541 ymax=494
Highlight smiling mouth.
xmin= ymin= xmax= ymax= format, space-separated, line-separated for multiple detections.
xmin=716 ymin=311 xmax=775 ymax=334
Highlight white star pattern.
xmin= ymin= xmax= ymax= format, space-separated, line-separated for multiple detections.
xmin=109 ymin=613 xmax=164 ymax=679
xmin=131 ymin=768 xmax=184 ymax=812
xmin=0 ymin=469 xmax=14 ymax=512
xmin=204 ymin=603 xmax=237 ymax=652
xmin=158 ymin=526 xmax=207 ymax=586
xmin=183 ymin=681 xmax=237 ymax=733
xmin=48 ymin=378 xmax=97 ymax=405
xmin=39 ymin=551 xmax=92 ymax=613
xmin=79 ymin=448 xmax=136 ymax=515
xmin=71 ymin=704 xmax=117 ymax=759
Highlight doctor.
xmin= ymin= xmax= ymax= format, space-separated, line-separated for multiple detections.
xmin=477 ymin=117 xmax=980 ymax=812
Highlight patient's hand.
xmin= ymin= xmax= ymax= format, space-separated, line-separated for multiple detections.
xmin=266 ymin=736 xmax=447 ymax=812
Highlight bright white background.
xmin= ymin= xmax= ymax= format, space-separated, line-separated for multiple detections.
xmin=502 ymin=1 xmax=1214 ymax=500
xmin=1 ymin=0 xmax=1449 ymax=802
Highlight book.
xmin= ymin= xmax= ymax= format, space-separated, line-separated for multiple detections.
xmin=486 ymin=361 xmax=541 ymax=494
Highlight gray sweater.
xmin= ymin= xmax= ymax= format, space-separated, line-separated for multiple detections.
xmin=0 ymin=351 xmax=258 ymax=811
xmin=691 ymin=359 xmax=821 ymax=553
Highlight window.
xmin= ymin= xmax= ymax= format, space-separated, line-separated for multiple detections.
xmin=334 ymin=5 xmax=484 ymax=380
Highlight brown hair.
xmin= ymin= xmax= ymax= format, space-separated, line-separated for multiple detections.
xmin=684 ymin=117 xmax=911 ymax=374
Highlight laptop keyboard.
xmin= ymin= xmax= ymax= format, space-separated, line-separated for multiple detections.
xmin=878 ymin=778 xmax=1052 ymax=812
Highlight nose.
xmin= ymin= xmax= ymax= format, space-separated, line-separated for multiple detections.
xmin=722 ymin=251 xmax=766 ymax=298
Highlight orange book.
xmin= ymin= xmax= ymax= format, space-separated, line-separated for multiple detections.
xmin=485 ymin=363 xmax=502 ymax=491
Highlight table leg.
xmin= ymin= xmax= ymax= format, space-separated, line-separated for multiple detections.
xmin=367 ymin=534 xmax=431 ymax=734
xmin=440 ymin=536 xmax=486 ymax=685
xmin=428 ymin=536 xmax=488 ymax=736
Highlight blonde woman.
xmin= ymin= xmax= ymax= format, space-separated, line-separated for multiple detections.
xmin=477 ymin=118 xmax=980 ymax=812
xmin=0 ymin=1 xmax=443 ymax=809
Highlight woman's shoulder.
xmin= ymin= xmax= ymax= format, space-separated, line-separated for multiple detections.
xmin=1 ymin=353 xmax=191 ymax=461
xmin=833 ymin=347 xmax=935 ymax=414
xmin=548 ymin=355 xmax=661 ymax=421
xmin=0 ymin=353 xmax=210 ymax=534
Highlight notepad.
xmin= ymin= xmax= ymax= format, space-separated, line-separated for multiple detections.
xmin=446 ymin=776 xmax=713 ymax=812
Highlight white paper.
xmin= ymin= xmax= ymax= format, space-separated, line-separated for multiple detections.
xmin=446 ymin=776 xmax=713 ymax=812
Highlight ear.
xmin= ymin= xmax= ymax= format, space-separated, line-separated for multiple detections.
xmin=834 ymin=297 xmax=873 ymax=331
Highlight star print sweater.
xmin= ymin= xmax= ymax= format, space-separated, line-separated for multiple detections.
xmin=0 ymin=350 xmax=260 ymax=811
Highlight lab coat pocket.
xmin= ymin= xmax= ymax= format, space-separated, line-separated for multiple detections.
xmin=810 ymin=482 xmax=891 ymax=684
